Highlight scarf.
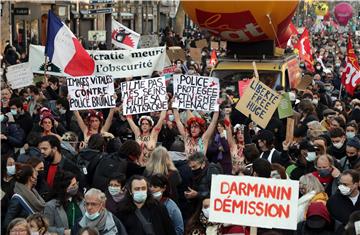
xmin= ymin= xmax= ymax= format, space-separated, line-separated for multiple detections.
xmin=14 ymin=182 xmax=45 ymax=212
xmin=79 ymin=209 xmax=107 ymax=231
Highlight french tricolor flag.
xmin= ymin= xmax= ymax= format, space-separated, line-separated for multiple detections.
xmin=45 ymin=10 xmax=95 ymax=76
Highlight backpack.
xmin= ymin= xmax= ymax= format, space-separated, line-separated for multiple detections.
xmin=76 ymin=149 xmax=105 ymax=186
xmin=92 ymin=152 xmax=127 ymax=191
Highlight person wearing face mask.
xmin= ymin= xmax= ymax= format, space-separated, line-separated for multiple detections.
xmin=71 ymin=188 xmax=127 ymax=235
xmin=297 ymin=174 xmax=328 ymax=223
xmin=340 ymin=138 xmax=360 ymax=171
xmin=105 ymin=174 xmax=126 ymax=215
xmin=327 ymin=170 xmax=360 ymax=227
xmin=328 ymin=127 xmax=347 ymax=160
xmin=8 ymin=97 xmax=33 ymax=136
xmin=116 ymin=175 xmax=176 ymax=235
xmin=3 ymin=164 xmax=45 ymax=230
xmin=44 ymin=171 xmax=84 ymax=235
xmin=312 ymin=155 xmax=341 ymax=197
xmin=149 ymin=174 xmax=184 ymax=235
xmin=1 ymin=156 xmax=16 ymax=225
xmin=157 ymin=111 xmax=179 ymax=151
xmin=345 ymin=121 xmax=358 ymax=139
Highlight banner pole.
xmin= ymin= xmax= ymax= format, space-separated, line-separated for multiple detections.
xmin=250 ymin=227 xmax=257 ymax=235
xmin=339 ymin=84 xmax=342 ymax=99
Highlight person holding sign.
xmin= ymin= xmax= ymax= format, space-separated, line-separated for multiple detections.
xmin=173 ymin=109 xmax=219 ymax=158
xmin=126 ymin=111 xmax=167 ymax=165
xmin=224 ymin=108 xmax=246 ymax=175
xmin=74 ymin=108 xmax=115 ymax=144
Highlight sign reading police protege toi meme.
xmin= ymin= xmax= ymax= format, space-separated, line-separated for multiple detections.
xmin=236 ymin=79 xmax=281 ymax=128
xmin=209 ymin=175 xmax=299 ymax=230
xmin=67 ymin=75 xmax=116 ymax=110
xmin=173 ymin=74 xmax=220 ymax=111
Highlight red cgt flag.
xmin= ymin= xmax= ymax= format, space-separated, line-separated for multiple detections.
xmin=294 ymin=28 xmax=314 ymax=73
xmin=341 ymin=37 xmax=360 ymax=96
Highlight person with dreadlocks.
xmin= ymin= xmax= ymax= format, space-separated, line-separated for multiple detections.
xmin=173 ymin=109 xmax=219 ymax=158
xmin=74 ymin=109 xmax=115 ymax=144
xmin=126 ymin=111 xmax=167 ymax=165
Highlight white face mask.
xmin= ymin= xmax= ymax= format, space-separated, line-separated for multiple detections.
xmin=338 ymin=185 xmax=351 ymax=196
xmin=312 ymin=99 xmax=318 ymax=105
xmin=152 ymin=191 xmax=162 ymax=200
xmin=202 ymin=208 xmax=209 ymax=218
xmin=335 ymin=106 xmax=343 ymax=111
xmin=333 ymin=141 xmax=344 ymax=149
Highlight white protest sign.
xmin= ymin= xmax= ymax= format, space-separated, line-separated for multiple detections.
xmin=121 ymin=77 xmax=168 ymax=115
xmin=29 ymin=44 xmax=166 ymax=78
xmin=6 ymin=62 xmax=34 ymax=89
xmin=67 ymin=75 xmax=116 ymax=110
xmin=88 ymin=30 xmax=106 ymax=42
xmin=173 ymin=74 xmax=219 ymax=111
xmin=29 ymin=44 xmax=66 ymax=76
xmin=139 ymin=35 xmax=159 ymax=48
xmin=210 ymin=175 xmax=299 ymax=230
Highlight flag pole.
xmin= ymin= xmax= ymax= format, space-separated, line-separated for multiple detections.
xmin=339 ymin=84 xmax=342 ymax=99
xmin=44 ymin=56 xmax=48 ymax=82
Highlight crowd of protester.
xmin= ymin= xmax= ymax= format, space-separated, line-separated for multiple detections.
xmin=1 ymin=20 xmax=360 ymax=235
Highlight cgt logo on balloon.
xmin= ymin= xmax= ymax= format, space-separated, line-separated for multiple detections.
xmin=195 ymin=9 xmax=267 ymax=42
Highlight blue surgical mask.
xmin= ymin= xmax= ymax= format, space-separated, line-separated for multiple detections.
xmin=6 ymin=165 xmax=16 ymax=176
xmin=305 ymin=152 xmax=317 ymax=162
xmin=346 ymin=132 xmax=356 ymax=139
xmin=108 ymin=186 xmax=121 ymax=196
xmin=133 ymin=190 xmax=147 ymax=203
xmin=10 ymin=109 xmax=17 ymax=116
xmin=168 ymin=114 xmax=174 ymax=122
xmin=85 ymin=211 xmax=100 ymax=221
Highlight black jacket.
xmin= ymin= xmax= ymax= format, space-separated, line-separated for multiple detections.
xmin=327 ymin=142 xmax=347 ymax=160
xmin=117 ymin=202 xmax=176 ymax=235
xmin=1 ymin=121 xmax=25 ymax=155
xmin=14 ymin=112 xmax=33 ymax=136
xmin=327 ymin=191 xmax=360 ymax=225
xmin=192 ymin=163 xmax=222 ymax=198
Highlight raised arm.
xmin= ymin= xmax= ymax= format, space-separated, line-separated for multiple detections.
xmin=224 ymin=112 xmax=236 ymax=148
xmin=102 ymin=108 xmax=115 ymax=132
xmin=203 ymin=111 xmax=219 ymax=142
xmin=173 ymin=108 xmax=186 ymax=137
xmin=152 ymin=110 xmax=167 ymax=136
xmin=74 ymin=110 xmax=88 ymax=133
xmin=126 ymin=115 xmax=141 ymax=137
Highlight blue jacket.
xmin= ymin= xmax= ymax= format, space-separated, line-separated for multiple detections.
xmin=163 ymin=198 xmax=184 ymax=235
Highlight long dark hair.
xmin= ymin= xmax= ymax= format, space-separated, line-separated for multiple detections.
xmin=185 ymin=196 xmax=209 ymax=235
xmin=118 ymin=175 xmax=157 ymax=213
xmin=52 ymin=170 xmax=82 ymax=207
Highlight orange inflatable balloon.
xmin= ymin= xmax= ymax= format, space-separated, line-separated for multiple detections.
xmin=182 ymin=1 xmax=299 ymax=43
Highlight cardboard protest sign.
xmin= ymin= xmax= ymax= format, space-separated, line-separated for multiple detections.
xmin=6 ymin=62 xmax=34 ymax=89
xmin=29 ymin=44 xmax=166 ymax=78
xmin=296 ymin=75 xmax=313 ymax=91
xmin=286 ymin=118 xmax=295 ymax=143
xmin=189 ymin=48 xmax=202 ymax=64
xmin=278 ymin=92 xmax=294 ymax=119
xmin=173 ymin=74 xmax=219 ymax=111
xmin=211 ymin=41 xmax=219 ymax=50
xmin=238 ymin=79 xmax=252 ymax=97
xmin=195 ymin=39 xmax=207 ymax=49
xmin=67 ymin=75 xmax=116 ymax=110
xmin=209 ymin=175 xmax=299 ymax=230
xmin=121 ymin=77 xmax=168 ymax=115
xmin=235 ymin=79 xmax=281 ymax=128
xmin=167 ymin=48 xmax=186 ymax=62
xmin=139 ymin=35 xmax=159 ymax=48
